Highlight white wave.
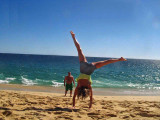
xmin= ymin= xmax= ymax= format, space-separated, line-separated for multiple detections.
xmin=6 ymin=77 xmax=16 ymax=81
xmin=126 ymin=82 xmax=160 ymax=90
xmin=127 ymin=83 xmax=140 ymax=87
xmin=94 ymin=80 xmax=103 ymax=84
xmin=128 ymin=83 xmax=146 ymax=89
xmin=0 ymin=80 xmax=9 ymax=84
xmin=0 ymin=77 xmax=16 ymax=84
xmin=104 ymin=82 xmax=123 ymax=87
xmin=52 ymin=81 xmax=63 ymax=87
xmin=148 ymin=86 xmax=160 ymax=90
xmin=155 ymin=77 xmax=160 ymax=81
xmin=146 ymin=86 xmax=159 ymax=90
xmin=35 ymin=78 xmax=51 ymax=83
xmin=35 ymin=78 xmax=41 ymax=81
xmin=21 ymin=76 xmax=37 ymax=86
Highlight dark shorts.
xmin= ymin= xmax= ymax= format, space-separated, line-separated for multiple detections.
xmin=66 ymin=83 xmax=73 ymax=91
xmin=80 ymin=62 xmax=96 ymax=75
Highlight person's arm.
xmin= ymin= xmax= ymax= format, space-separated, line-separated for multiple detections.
xmin=64 ymin=77 xmax=66 ymax=87
xmin=89 ymin=87 xmax=93 ymax=108
xmin=73 ymin=87 xmax=78 ymax=108
xmin=72 ymin=77 xmax=75 ymax=87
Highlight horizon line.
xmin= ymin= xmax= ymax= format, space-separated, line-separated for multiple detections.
xmin=0 ymin=52 xmax=159 ymax=61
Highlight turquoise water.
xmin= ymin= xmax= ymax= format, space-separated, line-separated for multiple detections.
xmin=0 ymin=53 xmax=160 ymax=91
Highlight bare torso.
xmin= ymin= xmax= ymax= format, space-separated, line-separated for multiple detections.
xmin=65 ymin=76 xmax=74 ymax=84
xmin=77 ymin=79 xmax=91 ymax=89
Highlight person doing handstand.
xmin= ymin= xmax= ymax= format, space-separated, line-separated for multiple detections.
xmin=70 ymin=31 xmax=127 ymax=109
xmin=64 ymin=72 xmax=75 ymax=97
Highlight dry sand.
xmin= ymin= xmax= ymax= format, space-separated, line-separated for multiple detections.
xmin=0 ymin=90 xmax=160 ymax=120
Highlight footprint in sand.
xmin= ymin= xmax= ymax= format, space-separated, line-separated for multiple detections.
xmin=87 ymin=112 xmax=100 ymax=116
xmin=136 ymin=112 xmax=160 ymax=117
xmin=54 ymin=111 xmax=64 ymax=114
xmin=87 ymin=112 xmax=106 ymax=119
xmin=20 ymin=116 xmax=26 ymax=119
xmin=2 ymin=111 xmax=12 ymax=117
xmin=121 ymin=115 xmax=130 ymax=119
xmin=25 ymin=112 xmax=46 ymax=117
xmin=39 ymin=101 xmax=46 ymax=105
xmin=56 ymin=116 xmax=73 ymax=120
xmin=105 ymin=113 xmax=117 ymax=117
xmin=0 ymin=117 xmax=5 ymax=120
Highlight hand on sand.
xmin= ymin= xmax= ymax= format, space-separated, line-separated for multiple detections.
xmin=70 ymin=31 xmax=75 ymax=38
xmin=119 ymin=57 xmax=127 ymax=61
xmin=88 ymin=108 xmax=92 ymax=111
xmin=69 ymin=106 xmax=76 ymax=110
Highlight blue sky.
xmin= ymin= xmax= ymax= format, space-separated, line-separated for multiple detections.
xmin=0 ymin=0 xmax=160 ymax=59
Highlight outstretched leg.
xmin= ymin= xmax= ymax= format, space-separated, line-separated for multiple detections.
xmin=70 ymin=31 xmax=87 ymax=62
xmin=92 ymin=57 xmax=127 ymax=69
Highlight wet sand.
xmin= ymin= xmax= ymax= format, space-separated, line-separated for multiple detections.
xmin=0 ymin=84 xmax=159 ymax=96
xmin=0 ymin=88 xmax=160 ymax=120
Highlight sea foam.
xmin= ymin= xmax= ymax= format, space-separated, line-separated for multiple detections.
xmin=0 ymin=80 xmax=9 ymax=84
xmin=6 ymin=77 xmax=16 ymax=81
xmin=0 ymin=77 xmax=16 ymax=84
xmin=21 ymin=76 xmax=37 ymax=86
xmin=52 ymin=80 xmax=63 ymax=87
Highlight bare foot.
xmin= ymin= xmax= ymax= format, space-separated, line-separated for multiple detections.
xmin=119 ymin=57 xmax=127 ymax=61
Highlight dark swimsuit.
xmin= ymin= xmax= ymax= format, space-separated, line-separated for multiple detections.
xmin=76 ymin=62 xmax=97 ymax=84
xmin=80 ymin=62 xmax=96 ymax=75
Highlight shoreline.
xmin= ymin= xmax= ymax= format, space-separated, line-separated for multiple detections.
xmin=0 ymin=83 xmax=160 ymax=96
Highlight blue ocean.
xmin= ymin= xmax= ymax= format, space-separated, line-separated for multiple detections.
xmin=0 ymin=53 xmax=160 ymax=91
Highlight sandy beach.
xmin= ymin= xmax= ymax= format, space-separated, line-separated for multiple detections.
xmin=0 ymin=85 xmax=160 ymax=120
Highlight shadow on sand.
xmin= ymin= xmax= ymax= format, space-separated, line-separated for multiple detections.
xmin=0 ymin=107 xmax=79 ymax=112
